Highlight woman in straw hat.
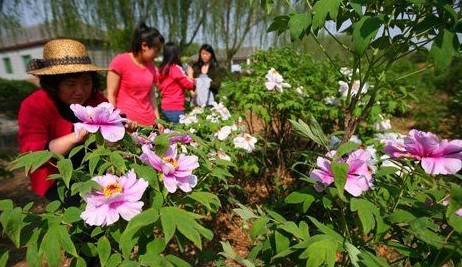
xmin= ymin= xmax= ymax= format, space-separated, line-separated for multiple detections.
xmin=18 ymin=39 xmax=108 ymax=199
xmin=107 ymin=21 xmax=165 ymax=129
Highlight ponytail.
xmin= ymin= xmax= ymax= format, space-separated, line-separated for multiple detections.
xmin=131 ymin=21 xmax=165 ymax=55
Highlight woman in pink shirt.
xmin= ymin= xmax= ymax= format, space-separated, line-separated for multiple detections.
xmin=158 ymin=42 xmax=196 ymax=123
xmin=107 ymin=22 xmax=164 ymax=127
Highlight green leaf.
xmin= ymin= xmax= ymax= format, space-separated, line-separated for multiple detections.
xmin=351 ymin=198 xmax=388 ymax=235
xmin=446 ymin=184 xmax=462 ymax=219
xmin=290 ymin=117 xmax=329 ymax=148
xmin=267 ymin=15 xmax=289 ymax=34
xmin=160 ymin=207 xmax=205 ymax=249
xmin=57 ymin=158 xmax=73 ymax=188
xmin=0 ymin=207 xmax=23 ymax=247
xmin=97 ymin=236 xmax=111 ymax=267
xmin=334 ymin=142 xmax=359 ymax=159
xmin=375 ymin=166 xmax=399 ymax=178
xmin=430 ymin=30 xmax=458 ymax=72
xmin=110 ymin=152 xmax=126 ymax=173
xmin=289 ymin=13 xmax=311 ymax=40
xmin=408 ymin=217 xmax=445 ymax=248
xmin=165 ymin=254 xmax=191 ymax=267
xmin=188 ymin=191 xmax=221 ymax=212
xmin=353 ymin=16 xmax=382 ymax=54
xmin=120 ymin=208 xmax=159 ymax=256
xmin=308 ymin=216 xmax=344 ymax=242
xmin=25 ymin=231 xmax=41 ymax=267
xmin=359 ymin=251 xmax=390 ymax=267
xmin=0 ymin=199 xmax=13 ymax=211
xmin=345 ymin=242 xmax=361 ymax=267
xmin=132 ymin=164 xmax=159 ymax=191
xmin=45 ymin=200 xmax=61 ymax=213
xmin=274 ymin=230 xmax=290 ymax=254
xmin=250 ymin=216 xmax=270 ymax=240
xmin=233 ymin=203 xmax=259 ymax=221
xmin=63 ymin=207 xmax=82 ymax=224
xmin=0 ymin=250 xmax=8 ymax=267
xmin=40 ymin=225 xmax=62 ymax=267
xmin=331 ymin=162 xmax=348 ymax=200
xmin=57 ymin=225 xmax=78 ymax=258
xmin=312 ymin=0 xmax=342 ymax=30
xmin=68 ymin=144 xmax=84 ymax=158
xmin=279 ymin=221 xmax=305 ymax=240
xmin=106 ymin=254 xmax=122 ymax=267
xmin=154 ymin=134 xmax=170 ymax=156
xmin=11 ymin=150 xmax=54 ymax=174
xmin=299 ymin=234 xmax=337 ymax=267
xmin=285 ymin=191 xmax=315 ymax=212
xmin=386 ymin=209 xmax=416 ymax=223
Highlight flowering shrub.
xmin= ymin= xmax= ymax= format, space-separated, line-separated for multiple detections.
xmin=225 ymin=123 xmax=462 ymax=266
xmin=0 ymin=102 xmax=237 ymax=266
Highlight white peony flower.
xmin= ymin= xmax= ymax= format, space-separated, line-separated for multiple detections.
xmin=323 ymin=96 xmax=338 ymax=105
xmin=206 ymin=115 xmax=220 ymax=123
xmin=265 ymin=68 xmax=291 ymax=93
xmin=338 ymin=80 xmax=368 ymax=97
xmin=349 ymin=135 xmax=362 ymax=145
xmin=340 ymin=67 xmax=353 ymax=78
xmin=375 ymin=132 xmax=405 ymax=145
xmin=211 ymin=102 xmax=231 ymax=121
xmin=179 ymin=114 xmax=198 ymax=125
xmin=215 ymin=126 xmax=232 ymax=140
xmin=374 ymin=115 xmax=392 ymax=132
xmin=208 ymin=149 xmax=231 ymax=161
xmin=295 ymin=86 xmax=304 ymax=96
xmin=233 ymin=133 xmax=257 ymax=153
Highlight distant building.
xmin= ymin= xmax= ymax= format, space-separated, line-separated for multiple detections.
xmin=0 ymin=22 xmax=111 ymax=81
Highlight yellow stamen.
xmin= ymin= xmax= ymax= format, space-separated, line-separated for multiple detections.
xmin=103 ymin=183 xmax=122 ymax=197
xmin=163 ymin=157 xmax=179 ymax=169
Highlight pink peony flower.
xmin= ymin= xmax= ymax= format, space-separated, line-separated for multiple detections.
xmin=384 ymin=129 xmax=462 ymax=175
xmin=70 ymin=102 xmax=126 ymax=142
xmin=140 ymin=144 xmax=199 ymax=193
xmin=457 ymin=208 xmax=462 ymax=217
xmin=80 ymin=170 xmax=148 ymax=226
xmin=310 ymin=149 xmax=374 ymax=197
xmin=169 ymin=134 xmax=193 ymax=145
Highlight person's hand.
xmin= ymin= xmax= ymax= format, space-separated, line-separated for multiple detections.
xmin=157 ymin=123 xmax=164 ymax=134
xmin=75 ymin=129 xmax=89 ymax=144
xmin=186 ymin=66 xmax=193 ymax=78
xmin=190 ymin=91 xmax=197 ymax=98
xmin=125 ymin=119 xmax=138 ymax=133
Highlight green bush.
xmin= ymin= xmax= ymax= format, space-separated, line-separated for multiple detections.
xmin=0 ymin=79 xmax=37 ymax=100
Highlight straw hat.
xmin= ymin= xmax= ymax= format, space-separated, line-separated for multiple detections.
xmin=27 ymin=39 xmax=108 ymax=75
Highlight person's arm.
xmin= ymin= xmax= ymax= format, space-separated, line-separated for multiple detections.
xmin=149 ymin=86 xmax=163 ymax=132
xmin=209 ymin=67 xmax=222 ymax=95
xmin=48 ymin=130 xmax=87 ymax=155
xmin=106 ymin=70 xmax=121 ymax=107
xmin=173 ymin=65 xmax=195 ymax=90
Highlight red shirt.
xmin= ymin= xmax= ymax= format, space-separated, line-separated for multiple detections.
xmin=18 ymin=89 xmax=106 ymax=196
xmin=158 ymin=64 xmax=195 ymax=111
xmin=109 ymin=53 xmax=158 ymax=125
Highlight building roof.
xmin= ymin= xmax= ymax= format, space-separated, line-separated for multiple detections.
xmin=0 ymin=21 xmax=106 ymax=52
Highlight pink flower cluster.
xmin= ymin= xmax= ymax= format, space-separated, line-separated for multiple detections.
xmin=310 ymin=149 xmax=374 ymax=197
xmin=140 ymin=144 xmax=199 ymax=193
xmin=384 ymin=129 xmax=462 ymax=175
xmin=71 ymin=102 xmax=126 ymax=142
xmin=81 ymin=170 xmax=148 ymax=226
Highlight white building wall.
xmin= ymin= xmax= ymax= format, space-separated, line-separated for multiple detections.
xmin=0 ymin=46 xmax=42 ymax=80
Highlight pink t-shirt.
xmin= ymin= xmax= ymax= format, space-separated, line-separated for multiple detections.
xmin=109 ymin=53 xmax=158 ymax=126
xmin=158 ymin=64 xmax=195 ymax=111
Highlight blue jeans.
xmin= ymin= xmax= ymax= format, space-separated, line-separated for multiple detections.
xmin=162 ymin=110 xmax=184 ymax=123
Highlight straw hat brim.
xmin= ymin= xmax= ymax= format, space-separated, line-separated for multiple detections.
xmin=27 ymin=64 xmax=108 ymax=75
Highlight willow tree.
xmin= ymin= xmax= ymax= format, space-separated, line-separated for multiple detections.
xmin=263 ymin=0 xmax=462 ymax=141
xmin=207 ymin=0 xmax=273 ymax=65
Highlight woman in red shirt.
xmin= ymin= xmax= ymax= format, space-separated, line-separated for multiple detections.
xmin=158 ymin=42 xmax=196 ymax=123
xmin=18 ymin=39 xmax=107 ymax=199
xmin=106 ymin=22 xmax=164 ymax=128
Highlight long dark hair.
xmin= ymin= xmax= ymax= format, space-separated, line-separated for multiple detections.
xmin=194 ymin=44 xmax=218 ymax=69
xmin=131 ymin=21 xmax=164 ymax=56
xmin=160 ymin=42 xmax=182 ymax=76
xmin=40 ymin=71 xmax=100 ymax=101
